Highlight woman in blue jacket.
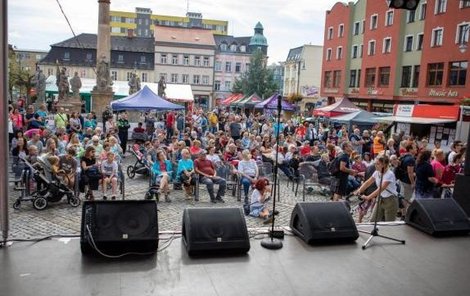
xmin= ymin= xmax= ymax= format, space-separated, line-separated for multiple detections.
xmin=152 ymin=150 xmax=173 ymax=202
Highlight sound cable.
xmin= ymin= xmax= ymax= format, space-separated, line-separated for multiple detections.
xmin=1 ymin=234 xmax=80 ymax=244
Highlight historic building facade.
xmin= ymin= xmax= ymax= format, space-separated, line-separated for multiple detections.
xmin=321 ymin=0 xmax=469 ymax=112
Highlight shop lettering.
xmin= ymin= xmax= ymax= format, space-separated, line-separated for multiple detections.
xmin=428 ymin=89 xmax=459 ymax=97
xmin=400 ymin=88 xmax=418 ymax=96
xmin=323 ymin=88 xmax=339 ymax=94
xmin=367 ymin=88 xmax=383 ymax=95
xmin=350 ymin=88 xmax=359 ymax=94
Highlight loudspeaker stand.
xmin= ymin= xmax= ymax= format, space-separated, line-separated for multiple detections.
xmin=261 ymin=237 xmax=283 ymax=250
xmin=359 ymin=228 xmax=405 ymax=250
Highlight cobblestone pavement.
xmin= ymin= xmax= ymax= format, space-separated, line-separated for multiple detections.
xmin=3 ymin=156 xmax=363 ymax=239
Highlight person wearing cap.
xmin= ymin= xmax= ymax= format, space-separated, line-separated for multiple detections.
xmin=194 ymin=150 xmax=226 ymax=203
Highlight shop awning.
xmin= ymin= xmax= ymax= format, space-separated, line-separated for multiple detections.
xmin=375 ymin=116 xmax=456 ymax=124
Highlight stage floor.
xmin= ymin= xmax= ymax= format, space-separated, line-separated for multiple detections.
xmin=1 ymin=224 xmax=470 ymax=296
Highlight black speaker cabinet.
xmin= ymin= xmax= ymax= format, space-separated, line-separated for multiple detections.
xmin=452 ymin=174 xmax=470 ymax=217
xmin=182 ymin=207 xmax=250 ymax=256
xmin=290 ymin=202 xmax=359 ymax=244
xmin=81 ymin=200 xmax=159 ymax=256
xmin=405 ymin=198 xmax=470 ymax=236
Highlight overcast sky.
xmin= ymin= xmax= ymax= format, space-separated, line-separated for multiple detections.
xmin=8 ymin=0 xmax=340 ymax=63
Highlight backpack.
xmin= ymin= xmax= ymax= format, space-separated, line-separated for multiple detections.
xmin=394 ymin=154 xmax=412 ymax=182
xmin=328 ymin=157 xmax=340 ymax=176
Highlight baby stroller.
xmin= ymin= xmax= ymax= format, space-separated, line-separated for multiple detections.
xmin=13 ymin=156 xmax=81 ymax=210
xmin=126 ymin=143 xmax=150 ymax=179
xmin=145 ymin=169 xmax=161 ymax=201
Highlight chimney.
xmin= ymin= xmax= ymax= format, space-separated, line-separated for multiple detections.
xmin=127 ymin=29 xmax=134 ymax=38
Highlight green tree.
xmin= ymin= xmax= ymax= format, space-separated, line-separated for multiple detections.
xmin=232 ymin=50 xmax=278 ymax=98
xmin=8 ymin=46 xmax=35 ymax=104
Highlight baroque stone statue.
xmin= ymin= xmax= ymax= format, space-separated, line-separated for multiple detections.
xmin=128 ymin=72 xmax=139 ymax=95
xmin=56 ymin=65 xmax=69 ymax=101
xmin=94 ymin=55 xmax=113 ymax=92
xmin=158 ymin=76 xmax=166 ymax=97
xmin=70 ymin=71 xmax=82 ymax=98
xmin=33 ymin=67 xmax=46 ymax=103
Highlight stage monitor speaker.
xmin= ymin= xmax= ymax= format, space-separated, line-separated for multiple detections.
xmin=81 ymin=200 xmax=159 ymax=256
xmin=290 ymin=202 xmax=359 ymax=244
xmin=405 ymin=198 xmax=470 ymax=236
xmin=452 ymin=174 xmax=470 ymax=217
xmin=182 ymin=207 xmax=250 ymax=256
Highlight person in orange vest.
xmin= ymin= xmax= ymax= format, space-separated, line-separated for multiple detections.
xmin=373 ymin=131 xmax=386 ymax=158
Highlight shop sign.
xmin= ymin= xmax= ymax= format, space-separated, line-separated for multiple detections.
xmin=400 ymin=88 xmax=418 ymax=97
xmin=428 ymin=89 xmax=459 ymax=97
xmin=350 ymin=88 xmax=360 ymax=94
xmin=323 ymin=88 xmax=339 ymax=94
xmin=395 ymin=104 xmax=414 ymax=117
xmin=367 ymin=87 xmax=383 ymax=95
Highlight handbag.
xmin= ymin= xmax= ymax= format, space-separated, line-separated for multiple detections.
xmin=86 ymin=166 xmax=102 ymax=179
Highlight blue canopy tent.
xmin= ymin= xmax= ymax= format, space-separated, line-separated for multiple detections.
xmin=255 ymin=93 xmax=295 ymax=111
xmin=110 ymin=85 xmax=185 ymax=111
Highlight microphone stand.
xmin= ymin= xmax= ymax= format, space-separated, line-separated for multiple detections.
xmin=261 ymin=95 xmax=283 ymax=250
xmin=359 ymin=153 xmax=406 ymax=250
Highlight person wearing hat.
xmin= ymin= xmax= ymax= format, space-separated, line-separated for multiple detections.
xmin=194 ymin=150 xmax=226 ymax=203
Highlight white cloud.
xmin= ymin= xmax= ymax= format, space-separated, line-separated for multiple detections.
xmin=8 ymin=0 xmax=339 ymax=62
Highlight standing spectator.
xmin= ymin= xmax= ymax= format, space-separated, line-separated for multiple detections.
xmin=373 ymin=131 xmax=386 ymax=157
xmin=101 ymin=106 xmax=112 ymax=134
xmin=176 ymin=112 xmax=185 ymax=138
xmin=415 ymin=150 xmax=439 ymax=199
xmin=24 ymin=105 xmax=36 ymax=130
xmin=332 ymin=141 xmax=358 ymax=201
xmin=54 ymin=107 xmax=68 ymax=131
xmin=117 ymin=112 xmax=130 ymax=155
xmin=447 ymin=141 xmax=463 ymax=165
xmin=396 ymin=143 xmax=417 ymax=214
xmin=362 ymin=130 xmax=372 ymax=156
xmin=10 ymin=107 xmax=24 ymax=133
xmin=208 ymin=111 xmax=218 ymax=134
xmin=229 ymin=116 xmax=242 ymax=141
xmin=350 ymin=128 xmax=364 ymax=155
xmin=166 ymin=111 xmax=175 ymax=139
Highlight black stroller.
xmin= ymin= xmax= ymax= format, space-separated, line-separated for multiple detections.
xmin=13 ymin=156 xmax=81 ymax=210
xmin=126 ymin=143 xmax=150 ymax=179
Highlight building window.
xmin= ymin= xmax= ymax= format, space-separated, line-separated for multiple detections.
xmin=63 ymin=52 xmax=70 ymax=61
xmin=215 ymin=61 xmax=222 ymax=71
xmin=203 ymin=57 xmax=210 ymax=67
xmin=431 ymin=28 xmax=443 ymax=47
xmin=357 ymin=69 xmax=361 ymax=87
xmin=240 ymin=45 xmax=246 ymax=52
xmin=193 ymin=75 xmax=200 ymax=84
xmin=435 ymin=0 xmax=447 ymax=14
xmin=85 ymin=53 xmax=93 ymax=62
xmin=352 ymin=45 xmax=358 ymax=59
xmin=360 ymin=44 xmax=363 ymax=57
xmin=183 ymin=55 xmax=189 ymax=65
xmin=461 ymin=0 xmax=470 ymax=8
xmin=412 ymin=65 xmax=420 ymax=88
xmin=235 ymin=62 xmax=241 ymax=73
xmin=386 ymin=10 xmax=394 ymax=26
xmin=383 ymin=38 xmax=392 ymax=53
xmin=349 ymin=70 xmax=357 ymax=87
xmin=407 ymin=10 xmax=416 ymax=23
xmin=368 ymin=40 xmax=376 ymax=56
xmin=417 ymin=33 xmax=424 ymax=50
xmin=220 ymin=43 xmax=228 ymax=51
xmin=111 ymin=71 xmax=117 ymax=81
xmin=225 ymin=62 xmax=232 ymax=72
xmin=405 ymin=35 xmax=414 ymax=51
xmin=324 ymin=71 xmax=332 ymax=88
xmin=182 ymin=74 xmax=189 ymax=84
xmin=160 ymin=54 xmax=167 ymax=64
xmin=379 ymin=67 xmax=390 ymax=87
xmin=365 ymin=68 xmax=376 ymax=87
xmin=449 ymin=61 xmax=468 ymax=86
xmin=160 ymin=73 xmax=167 ymax=83
xmin=118 ymin=54 xmax=124 ymax=64
xmin=171 ymin=73 xmax=178 ymax=83
xmin=401 ymin=66 xmax=412 ymax=88
xmin=362 ymin=19 xmax=366 ymax=33
xmin=353 ymin=22 xmax=360 ymax=35
xmin=328 ymin=27 xmax=333 ymax=40
xmin=224 ymin=81 xmax=231 ymax=91
xmin=338 ymin=24 xmax=344 ymax=37
xmin=140 ymin=56 xmax=147 ymax=64
xmin=457 ymin=23 xmax=470 ymax=45
xmin=214 ymin=80 xmax=221 ymax=91
xmin=326 ymin=48 xmax=332 ymax=61
xmin=141 ymin=73 xmax=148 ymax=82
xmin=230 ymin=44 xmax=237 ymax=51
xmin=127 ymin=72 xmax=133 ymax=81
xmin=336 ymin=46 xmax=343 ymax=60
xmin=333 ymin=71 xmax=341 ymax=88
xmin=419 ymin=2 xmax=427 ymax=20
xmin=172 ymin=55 xmax=178 ymax=65
xmin=194 ymin=56 xmax=201 ymax=66
xmin=202 ymin=75 xmax=209 ymax=85
xmin=427 ymin=63 xmax=444 ymax=86
xmin=370 ymin=14 xmax=378 ymax=30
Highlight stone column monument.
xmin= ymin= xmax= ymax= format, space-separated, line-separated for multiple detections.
xmin=91 ymin=0 xmax=114 ymax=116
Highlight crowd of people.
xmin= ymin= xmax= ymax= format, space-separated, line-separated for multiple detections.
xmin=8 ymin=101 xmax=466 ymax=224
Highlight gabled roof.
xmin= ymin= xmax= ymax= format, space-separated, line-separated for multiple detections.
xmin=51 ymin=33 xmax=154 ymax=53
xmin=154 ymin=25 xmax=216 ymax=46
xmin=286 ymin=46 xmax=303 ymax=61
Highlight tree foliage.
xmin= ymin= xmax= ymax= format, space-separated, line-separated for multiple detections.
xmin=232 ymin=50 xmax=278 ymax=98
xmin=8 ymin=46 xmax=35 ymax=103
